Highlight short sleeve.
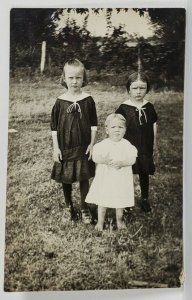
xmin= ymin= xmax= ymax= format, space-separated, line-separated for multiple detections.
xmin=51 ymin=100 xmax=59 ymax=131
xmin=150 ymin=104 xmax=158 ymax=123
xmin=89 ymin=97 xmax=98 ymax=126
xmin=115 ymin=105 xmax=125 ymax=117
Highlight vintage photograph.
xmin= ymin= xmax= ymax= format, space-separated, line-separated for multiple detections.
xmin=5 ymin=8 xmax=185 ymax=291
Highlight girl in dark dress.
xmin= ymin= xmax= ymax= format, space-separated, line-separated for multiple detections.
xmin=51 ymin=59 xmax=97 ymax=223
xmin=116 ymin=72 xmax=157 ymax=212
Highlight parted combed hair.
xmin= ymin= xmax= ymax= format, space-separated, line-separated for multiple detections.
xmin=126 ymin=71 xmax=150 ymax=93
xmin=105 ymin=113 xmax=127 ymax=127
xmin=60 ymin=58 xmax=88 ymax=88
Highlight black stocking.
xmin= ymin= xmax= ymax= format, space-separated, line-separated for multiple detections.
xmin=80 ymin=180 xmax=89 ymax=210
xmin=139 ymin=173 xmax=149 ymax=199
xmin=62 ymin=183 xmax=74 ymax=210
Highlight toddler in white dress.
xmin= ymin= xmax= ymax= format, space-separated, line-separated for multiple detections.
xmin=85 ymin=114 xmax=137 ymax=230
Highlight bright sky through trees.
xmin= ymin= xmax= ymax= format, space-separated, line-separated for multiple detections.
xmin=57 ymin=9 xmax=155 ymax=38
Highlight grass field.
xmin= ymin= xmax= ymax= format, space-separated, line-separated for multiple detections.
xmin=4 ymin=78 xmax=183 ymax=291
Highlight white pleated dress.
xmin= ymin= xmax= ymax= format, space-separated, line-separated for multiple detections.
xmin=85 ymin=138 xmax=137 ymax=208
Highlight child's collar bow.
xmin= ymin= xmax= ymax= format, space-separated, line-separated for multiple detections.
xmin=136 ymin=107 xmax=147 ymax=125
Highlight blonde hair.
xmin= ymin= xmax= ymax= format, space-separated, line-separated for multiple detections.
xmin=60 ymin=58 xmax=88 ymax=88
xmin=105 ymin=113 xmax=126 ymax=127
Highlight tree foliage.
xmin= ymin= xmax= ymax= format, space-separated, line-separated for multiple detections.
xmin=147 ymin=8 xmax=185 ymax=89
xmin=146 ymin=8 xmax=185 ymax=42
xmin=10 ymin=9 xmax=58 ymax=70
xmin=49 ymin=20 xmax=101 ymax=71
xmin=10 ymin=8 xmax=186 ymax=90
xmin=10 ymin=8 xmax=60 ymax=50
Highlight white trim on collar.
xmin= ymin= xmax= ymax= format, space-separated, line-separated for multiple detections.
xmin=58 ymin=92 xmax=90 ymax=102
xmin=123 ymin=99 xmax=148 ymax=108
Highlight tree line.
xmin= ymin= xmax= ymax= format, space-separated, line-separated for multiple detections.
xmin=10 ymin=8 xmax=186 ymax=90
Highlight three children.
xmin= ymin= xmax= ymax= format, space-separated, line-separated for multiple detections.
xmin=51 ymin=58 xmax=157 ymax=230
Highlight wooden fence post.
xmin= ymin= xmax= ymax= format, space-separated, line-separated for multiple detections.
xmin=40 ymin=41 xmax=46 ymax=73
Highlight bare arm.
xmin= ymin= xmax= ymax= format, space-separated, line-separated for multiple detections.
xmin=153 ymin=122 xmax=157 ymax=151
xmin=52 ymin=131 xmax=62 ymax=162
xmin=86 ymin=129 xmax=97 ymax=160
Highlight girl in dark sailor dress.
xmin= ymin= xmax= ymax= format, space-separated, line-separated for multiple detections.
xmin=116 ymin=72 xmax=157 ymax=212
xmin=51 ymin=59 xmax=97 ymax=223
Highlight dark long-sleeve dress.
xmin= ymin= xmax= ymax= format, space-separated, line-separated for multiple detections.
xmin=116 ymin=100 xmax=157 ymax=175
xmin=51 ymin=95 xmax=97 ymax=183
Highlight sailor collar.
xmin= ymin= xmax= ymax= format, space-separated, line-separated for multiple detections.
xmin=123 ymin=99 xmax=148 ymax=108
xmin=58 ymin=92 xmax=90 ymax=102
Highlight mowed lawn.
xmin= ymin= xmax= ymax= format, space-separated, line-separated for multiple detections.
xmin=4 ymin=78 xmax=183 ymax=291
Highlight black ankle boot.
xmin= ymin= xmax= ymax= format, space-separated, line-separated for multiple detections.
xmin=141 ymin=199 xmax=151 ymax=212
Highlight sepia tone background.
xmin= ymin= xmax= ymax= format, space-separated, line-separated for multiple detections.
xmin=4 ymin=7 xmax=185 ymax=292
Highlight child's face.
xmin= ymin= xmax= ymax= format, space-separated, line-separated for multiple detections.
xmin=64 ymin=65 xmax=84 ymax=92
xmin=106 ymin=119 xmax=126 ymax=142
xmin=129 ymin=80 xmax=147 ymax=101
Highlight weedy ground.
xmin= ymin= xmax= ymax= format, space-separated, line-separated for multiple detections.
xmin=4 ymin=77 xmax=183 ymax=291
